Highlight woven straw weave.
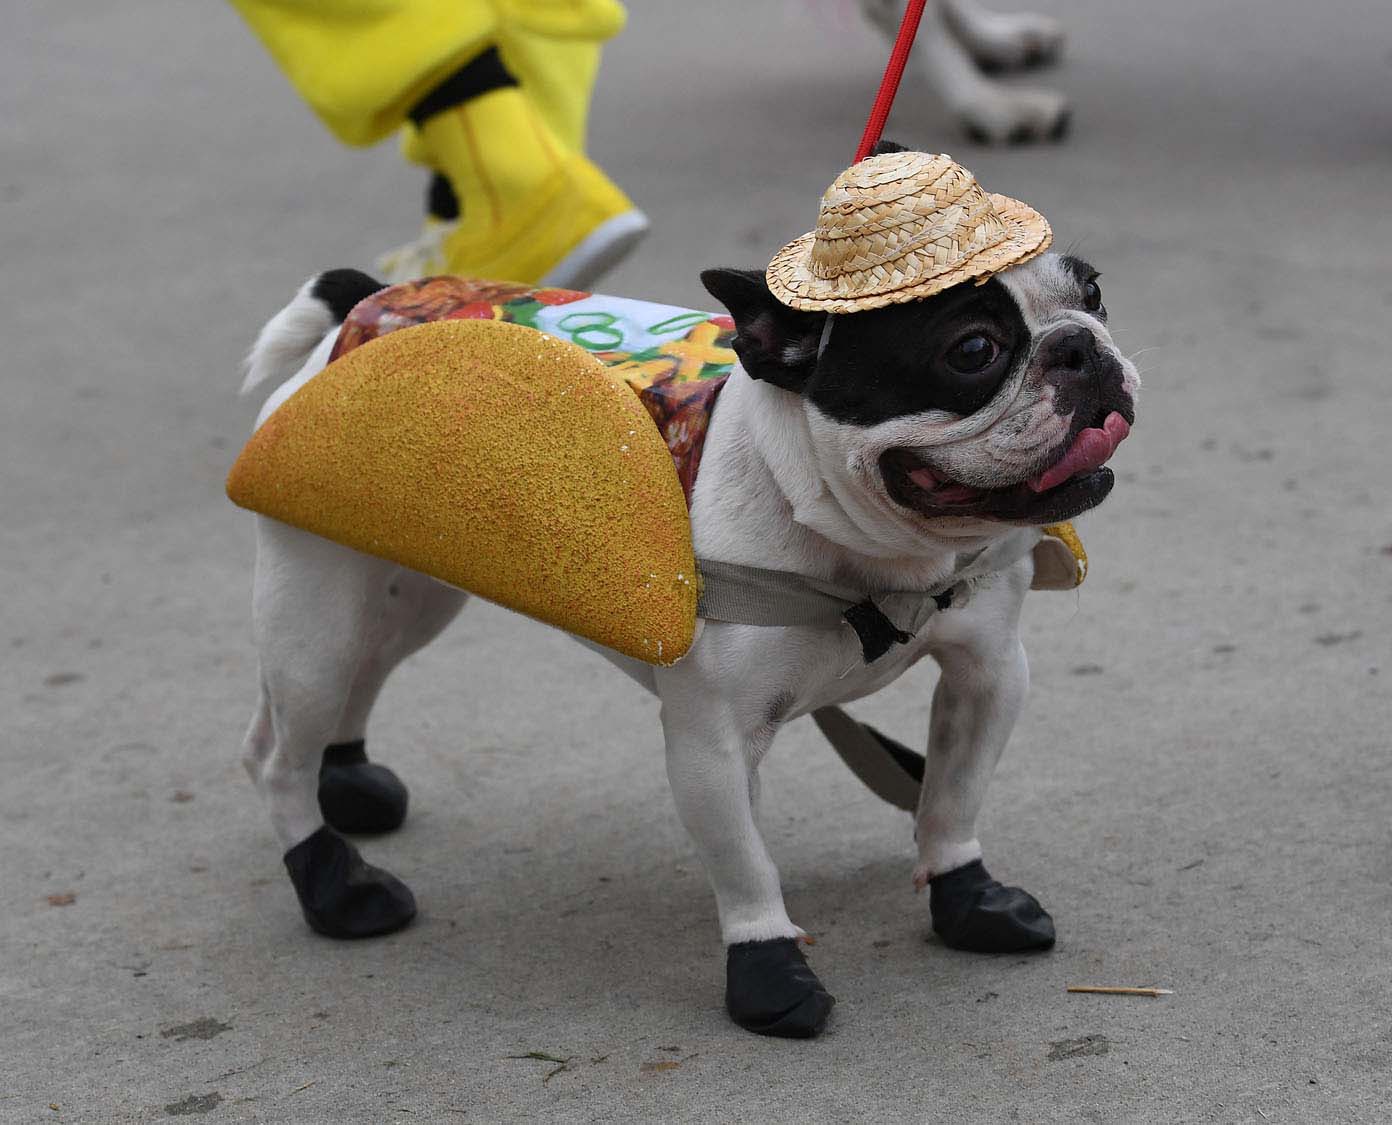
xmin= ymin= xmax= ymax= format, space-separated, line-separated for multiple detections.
xmin=767 ymin=151 xmax=1052 ymax=313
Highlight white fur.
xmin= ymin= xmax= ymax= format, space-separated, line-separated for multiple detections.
xmin=240 ymin=277 xmax=339 ymax=396
xmin=253 ymin=331 xmax=338 ymax=431
xmin=238 ymin=256 xmax=1135 ymax=948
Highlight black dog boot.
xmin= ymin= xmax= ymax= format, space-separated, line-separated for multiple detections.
xmin=725 ymin=938 xmax=835 ymax=1038
xmin=318 ymin=740 xmax=409 ymax=834
xmin=283 ymin=826 xmax=417 ymax=939
xmin=929 ymin=859 xmax=1055 ymax=952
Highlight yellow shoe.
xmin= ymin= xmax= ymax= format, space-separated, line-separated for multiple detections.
xmin=417 ymin=85 xmax=647 ymax=288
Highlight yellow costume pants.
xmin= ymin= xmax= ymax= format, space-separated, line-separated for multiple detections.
xmin=230 ymin=0 xmax=627 ymax=149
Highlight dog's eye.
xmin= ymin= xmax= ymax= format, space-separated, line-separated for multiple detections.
xmin=1083 ymin=279 xmax=1103 ymax=312
xmin=944 ymin=334 xmax=998 ymax=374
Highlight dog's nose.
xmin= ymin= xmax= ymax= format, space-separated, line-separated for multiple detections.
xmin=1042 ymin=326 xmax=1097 ymax=372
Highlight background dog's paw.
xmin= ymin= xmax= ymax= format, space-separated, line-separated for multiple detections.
xmin=725 ymin=938 xmax=835 ymax=1038
xmin=943 ymin=1 xmax=1064 ymax=72
xmin=283 ymin=826 xmax=417 ymax=939
xmin=318 ymin=740 xmax=409 ymax=835
xmin=928 ymin=859 xmax=1055 ymax=952
xmin=956 ymin=86 xmax=1070 ymax=145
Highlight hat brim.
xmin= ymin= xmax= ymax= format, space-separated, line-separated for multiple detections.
xmin=766 ymin=194 xmax=1053 ymax=314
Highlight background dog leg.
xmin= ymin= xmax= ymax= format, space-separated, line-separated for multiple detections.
xmin=247 ymin=520 xmax=416 ymax=939
xmin=657 ymin=680 xmax=834 ymax=1039
xmin=940 ymin=0 xmax=1063 ymax=72
xmin=862 ymin=0 xmax=1069 ymax=143
xmin=919 ymin=1 xmax=1069 ymax=143
xmin=320 ymin=572 xmax=470 ymax=835
xmin=914 ymin=571 xmax=1054 ymax=952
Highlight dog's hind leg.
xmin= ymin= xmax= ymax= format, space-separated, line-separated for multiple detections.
xmin=319 ymin=571 xmax=469 ymax=835
xmin=656 ymin=665 xmax=834 ymax=1039
xmin=245 ymin=517 xmax=416 ymax=938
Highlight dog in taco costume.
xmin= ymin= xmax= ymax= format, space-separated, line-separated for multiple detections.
xmin=228 ymin=147 xmax=1138 ymax=1039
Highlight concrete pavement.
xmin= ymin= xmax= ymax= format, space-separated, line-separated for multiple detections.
xmin=3 ymin=1 xmax=1391 ymax=1120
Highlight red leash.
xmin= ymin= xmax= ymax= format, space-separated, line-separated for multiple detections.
xmin=853 ymin=0 xmax=928 ymax=162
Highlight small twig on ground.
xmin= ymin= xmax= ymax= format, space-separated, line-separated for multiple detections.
xmin=289 ymin=1081 xmax=317 ymax=1095
xmin=212 ymin=1056 xmax=271 ymax=1081
xmin=1067 ymin=985 xmax=1173 ymax=997
xmin=503 ymin=1051 xmax=573 ymax=1083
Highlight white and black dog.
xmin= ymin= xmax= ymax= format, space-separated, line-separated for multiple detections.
xmin=237 ymin=236 xmax=1138 ymax=1038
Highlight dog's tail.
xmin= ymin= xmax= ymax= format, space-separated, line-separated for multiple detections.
xmin=239 ymin=268 xmax=386 ymax=396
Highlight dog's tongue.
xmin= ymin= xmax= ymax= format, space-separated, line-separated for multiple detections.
xmin=1027 ymin=412 xmax=1131 ymax=493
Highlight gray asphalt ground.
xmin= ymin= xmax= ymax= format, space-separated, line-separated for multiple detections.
xmin=5 ymin=1 xmax=1392 ymax=1121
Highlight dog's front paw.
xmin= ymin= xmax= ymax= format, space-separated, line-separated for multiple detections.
xmin=318 ymin=740 xmax=409 ymax=835
xmin=725 ymin=938 xmax=835 ymax=1039
xmin=929 ymin=859 xmax=1055 ymax=953
xmin=956 ymin=86 xmax=1070 ymax=145
xmin=283 ymin=826 xmax=417 ymax=939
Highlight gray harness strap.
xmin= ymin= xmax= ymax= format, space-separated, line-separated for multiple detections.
xmin=694 ymin=530 xmax=1041 ymax=662
xmin=695 ymin=558 xmax=887 ymax=630
xmin=811 ymin=705 xmax=921 ymax=811
xmin=695 ymin=557 xmax=949 ymax=662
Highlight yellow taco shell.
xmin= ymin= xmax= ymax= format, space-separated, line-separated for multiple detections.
xmin=227 ymin=318 xmax=698 ymax=664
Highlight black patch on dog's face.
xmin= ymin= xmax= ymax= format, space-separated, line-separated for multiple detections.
xmin=1033 ymin=323 xmax=1133 ymax=430
xmin=808 ymin=280 xmax=1028 ymax=424
xmin=700 ymin=268 xmax=1027 ymax=424
xmin=700 ymin=268 xmax=826 ymax=393
xmin=1057 ymin=255 xmax=1105 ymax=321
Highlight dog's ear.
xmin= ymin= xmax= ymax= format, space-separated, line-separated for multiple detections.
xmin=700 ymin=267 xmax=826 ymax=394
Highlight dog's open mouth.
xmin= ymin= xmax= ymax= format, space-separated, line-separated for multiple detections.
xmin=881 ymin=407 xmax=1133 ymax=524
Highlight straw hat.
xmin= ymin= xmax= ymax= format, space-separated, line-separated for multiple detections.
xmin=766 ymin=150 xmax=1052 ymax=313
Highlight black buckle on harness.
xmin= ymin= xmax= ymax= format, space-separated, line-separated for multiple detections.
xmin=842 ymin=599 xmax=914 ymax=663
xmin=842 ymin=587 xmax=954 ymax=664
